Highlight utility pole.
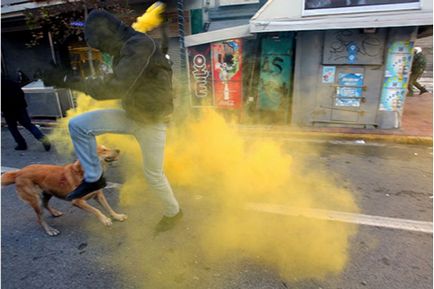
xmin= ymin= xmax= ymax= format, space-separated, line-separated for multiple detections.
xmin=84 ymin=5 xmax=96 ymax=77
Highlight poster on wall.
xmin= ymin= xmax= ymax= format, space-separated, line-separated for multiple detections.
xmin=380 ymin=87 xmax=406 ymax=111
xmin=336 ymin=73 xmax=364 ymax=107
xmin=211 ymin=39 xmax=243 ymax=109
xmin=188 ymin=44 xmax=213 ymax=106
xmin=258 ymin=35 xmax=294 ymax=111
xmin=380 ymin=41 xmax=414 ymax=111
xmin=303 ymin=0 xmax=420 ymax=15
xmin=322 ymin=66 xmax=336 ymax=83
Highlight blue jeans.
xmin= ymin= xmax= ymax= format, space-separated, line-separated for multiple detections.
xmin=68 ymin=109 xmax=179 ymax=216
xmin=4 ymin=108 xmax=45 ymax=146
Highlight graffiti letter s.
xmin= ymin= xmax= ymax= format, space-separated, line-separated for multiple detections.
xmin=272 ymin=57 xmax=284 ymax=74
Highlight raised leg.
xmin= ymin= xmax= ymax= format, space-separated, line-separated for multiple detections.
xmin=68 ymin=109 xmax=135 ymax=182
xmin=94 ymin=190 xmax=127 ymax=221
xmin=42 ymin=192 xmax=64 ymax=217
xmin=71 ymin=198 xmax=112 ymax=226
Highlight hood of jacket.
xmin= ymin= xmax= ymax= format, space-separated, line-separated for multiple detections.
xmin=84 ymin=9 xmax=136 ymax=55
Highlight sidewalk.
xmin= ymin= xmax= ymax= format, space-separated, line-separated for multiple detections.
xmin=238 ymin=93 xmax=433 ymax=146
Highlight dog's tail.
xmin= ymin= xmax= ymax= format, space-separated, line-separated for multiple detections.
xmin=1 ymin=171 xmax=19 ymax=186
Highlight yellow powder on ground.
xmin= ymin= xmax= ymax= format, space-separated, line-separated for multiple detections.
xmin=50 ymin=93 xmax=358 ymax=288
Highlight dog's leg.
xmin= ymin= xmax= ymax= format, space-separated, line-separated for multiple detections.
xmin=71 ymin=198 xmax=113 ymax=226
xmin=16 ymin=184 xmax=60 ymax=236
xmin=42 ymin=192 xmax=64 ymax=217
xmin=94 ymin=191 xmax=128 ymax=222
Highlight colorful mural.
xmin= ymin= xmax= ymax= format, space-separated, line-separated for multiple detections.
xmin=380 ymin=41 xmax=414 ymax=111
xmin=211 ymin=39 xmax=243 ymax=109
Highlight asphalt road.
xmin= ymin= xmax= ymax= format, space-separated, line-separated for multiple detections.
xmin=1 ymin=127 xmax=432 ymax=289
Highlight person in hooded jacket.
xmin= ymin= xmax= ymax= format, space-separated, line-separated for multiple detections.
xmin=43 ymin=9 xmax=181 ymax=232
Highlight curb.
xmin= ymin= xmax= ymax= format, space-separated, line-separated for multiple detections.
xmin=2 ymin=121 xmax=432 ymax=146
xmin=238 ymin=128 xmax=433 ymax=146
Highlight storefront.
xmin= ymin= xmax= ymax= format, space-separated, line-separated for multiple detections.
xmin=186 ymin=27 xmax=296 ymax=124
xmin=250 ymin=0 xmax=432 ymax=129
xmin=185 ymin=0 xmax=432 ymax=128
xmin=291 ymin=27 xmax=418 ymax=129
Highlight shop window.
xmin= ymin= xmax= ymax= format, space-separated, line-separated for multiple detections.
xmin=303 ymin=0 xmax=420 ymax=16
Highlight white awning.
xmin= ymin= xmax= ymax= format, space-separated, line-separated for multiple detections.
xmin=184 ymin=24 xmax=252 ymax=47
xmin=250 ymin=10 xmax=433 ymax=33
xmin=1 ymin=0 xmax=63 ymax=17
xmin=249 ymin=0 xmax=433 ymax=33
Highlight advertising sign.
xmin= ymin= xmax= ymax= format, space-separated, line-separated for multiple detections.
xmin=380 ymin=41 xmax=414 ymax=111
xmin=336 ymin=73 xmax=364 ymax=107
xmin=322 ymin=66 xmax=336 ymax=84
xmin=188 ymin=44 xmax=213 ymax=106
xmin=211 ymin=39 xmax=243 ymax=109
xmin=258 ymin=35 xmax=293 ymax=111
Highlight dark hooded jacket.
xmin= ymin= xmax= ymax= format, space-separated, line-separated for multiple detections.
xmin=68 ymin=10 xmax=173 ymax=123
xmin=1 ymin=77 xmax=28 ymax=114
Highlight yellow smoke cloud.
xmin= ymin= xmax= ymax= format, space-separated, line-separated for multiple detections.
xmin=132 ymin=1 xmax=165 ymax=33
xmin=50 ymin=92 xmax=359 ymax=287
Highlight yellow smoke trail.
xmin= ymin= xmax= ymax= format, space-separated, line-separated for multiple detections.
xmin=50 ymin=92 xmax=358 ymax=287
xmin=132 ymin=1 xmax=165 ymax=33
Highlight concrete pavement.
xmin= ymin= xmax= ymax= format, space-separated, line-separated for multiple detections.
xmin=1 ymin=126 xmax=432 ymax=289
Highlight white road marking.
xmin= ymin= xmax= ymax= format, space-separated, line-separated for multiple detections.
xmin=246 ymin=203 xmax=433 ymax=234
xmin=2 ymin=166 xmax=432 ymax=234
xmin=1 ymin=166 xmax=19 ymax=173
xmin=106 ymin=182 xmax=121 ymax=189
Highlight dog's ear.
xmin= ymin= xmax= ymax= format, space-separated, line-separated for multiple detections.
xmin=97 ymin=144 xmax=108 ymax=154
xmin=72 ymin=160 xmax=83 ymax=173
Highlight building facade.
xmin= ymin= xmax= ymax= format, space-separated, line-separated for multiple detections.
xmin=185 ymin=0 xmax=433 ymax=129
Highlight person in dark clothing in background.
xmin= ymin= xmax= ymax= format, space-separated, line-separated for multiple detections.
xmin=42 ymin=7 xmax=182 ymax=233
xmin=1 ymin=76 xmax=51 ymax=151
xmin=17 ymin=69 xmax=31 ymax=86
xmin=408 ymin=47 xmax=429 ymax=96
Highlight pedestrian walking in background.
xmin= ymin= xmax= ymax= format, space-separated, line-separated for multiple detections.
xmin=408 ymin=47 xmax=429 ymax=96
xmin=1 ymin=75 xmax=51 ymax=151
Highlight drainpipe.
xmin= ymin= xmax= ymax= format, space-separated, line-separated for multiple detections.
xmin=47 ymin=31 xmax=57 ymax=64
xmin=177 ymin=0 xmax=186 ymax=73
xmin=84 ymin=5 xmax=95 ymax=77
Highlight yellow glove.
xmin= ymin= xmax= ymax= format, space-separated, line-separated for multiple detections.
xmin=132 ymin=1 xmax=166 ymax=33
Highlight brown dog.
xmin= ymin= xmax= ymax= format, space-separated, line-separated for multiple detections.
xmin=1 ymin=145 xmax=127 ymax=236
